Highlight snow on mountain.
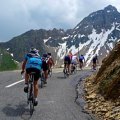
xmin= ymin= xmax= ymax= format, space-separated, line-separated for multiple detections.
xmin=55 ymin=5 xmax=120 ymax=66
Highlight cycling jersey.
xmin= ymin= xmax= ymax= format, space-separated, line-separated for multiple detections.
xmin=42 ymin=56 xmax=49 ymax=71
xmin=64 ymin=55 xmax=71 ymax=64
xmin=79 ymin=55 xmax=85 ymax=62
xmin=25 ymin=52 xmax=42 ymax=70
xmin=92 ymin=56 xmax=98 ymax=63
xmin=71 ymin=55 xmax=77 ymax=64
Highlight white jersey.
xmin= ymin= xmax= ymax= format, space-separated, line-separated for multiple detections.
xmin=71 ymin=55 xmax=77 ymax=63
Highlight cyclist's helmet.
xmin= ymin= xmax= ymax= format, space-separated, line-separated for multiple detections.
xmin=43 ymin=53 xmax=48 ymax=58
xmin=48 ymin=53 xmax=51 ymax=56
xmin=30 ymin=47 xmax=39 ymax=53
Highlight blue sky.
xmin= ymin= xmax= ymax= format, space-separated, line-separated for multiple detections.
xmin=0 ymin=0 xmax=120 ymax=42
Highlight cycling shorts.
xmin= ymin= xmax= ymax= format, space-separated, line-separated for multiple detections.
xmin=26 ymin=68 xmax=41 ymax=81
xmin=64 ymin=60 xmax=71 ymax=65
xmin=71 ymin=61 xmax=77 ymax=65
xmin=93 ymin=60 xmax=97 ymax=64
xmin=79 ymin=59 xmax=83 ymax=63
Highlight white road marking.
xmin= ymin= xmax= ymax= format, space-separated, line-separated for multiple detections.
xmin=5 ymin=70 xmax=62 ymax=88
xmin=5 ymin=79 xmax=24 ymax=88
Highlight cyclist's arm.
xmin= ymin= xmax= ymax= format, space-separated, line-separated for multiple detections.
xmin=83 ymin=57 xmax=85 ymax=63
xmin=51 ymin=58 xmax=55 ymax=66
xmin=97 ymin=58 xmax=99 ymax=64
xmin=22 ymin=60 xmax=27 ymax=72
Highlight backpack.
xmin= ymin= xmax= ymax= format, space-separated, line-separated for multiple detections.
xmin=26 ymin=57 xmax=42 ymax=70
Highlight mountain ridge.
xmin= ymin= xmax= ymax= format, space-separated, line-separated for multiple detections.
xmin=0 ymin=5 xmax=120 ymax=66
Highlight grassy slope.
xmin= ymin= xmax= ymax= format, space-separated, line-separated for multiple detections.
xmin=0 ymin=49 xmax=18 ymax=71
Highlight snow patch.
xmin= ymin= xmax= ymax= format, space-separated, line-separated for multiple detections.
xmin=107 ymin=10 xmax=111 ymax=13
xmin=43 ymin=37 xmax=51 ymax=43
xmin=62 ymin=36 xmax=69 ymax=40
xmin=11 ymin=53 xmax=14 ymax=57
xmin=7 ymin=48 xmax=10 ymax=51
xmin=85 ymin=25 xmax=115 ymax=66
xmin=57 ymin=42 xmax=67 ymax=59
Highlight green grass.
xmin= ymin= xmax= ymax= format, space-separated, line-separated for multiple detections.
xmin=0 ymin=52 xmax=18 ymax=71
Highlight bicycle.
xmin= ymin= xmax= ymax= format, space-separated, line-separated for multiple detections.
xmin=79 ymin=62 xmax=84 ymax=70
xmin=27 ymin=72 xmax=35 ymax=115
xmin=40 ymin=70 xmax=45 ymax=88
xmin=40 ymin=70 xmax=48 ymax=88
xmin=71 ymin=63 xmax=77 ymax=74
xmin=63 ymin=67 xmax=69 ymax=78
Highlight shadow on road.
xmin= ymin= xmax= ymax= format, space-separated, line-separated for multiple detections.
xmin=2 ymin=101 xmax=32 ymax=120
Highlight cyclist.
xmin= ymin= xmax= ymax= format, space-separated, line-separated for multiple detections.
xmin=42 ymin=53 xmax=49 ymax=84
xmin=21 ymin=47 xmax=42 ymax=106
xmin=92 ymin=54 xmax=99 ymax=70
xmin=79 ymin=54 xmax=85 ymax=70
xmin=71 ymin=54 xmax=78 ymax=73
xmin=63 ymin=54 xmax=71 ymax=75
xmin=47 ymin=53 xmax=54 ymax=74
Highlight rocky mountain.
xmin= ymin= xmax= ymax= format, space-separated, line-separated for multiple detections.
xmin=0 ymin=5 xmax=120 ymax=66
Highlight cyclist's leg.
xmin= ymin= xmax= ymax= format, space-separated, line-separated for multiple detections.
xmin=33 ymin=69 xmax=40 ymax=106
xmin=64 ymin=61 xmax=67 ymax=73
xmin=42 ymin=62 xmax=48 ymax=83
xmin=67 ymin=63 xmax=70 ymax=75
xmin=24 ymin=69 xmax=30 ymax=93
xmin=34 ymin=80 xmax=38 ymax=97
xmin=93 ymin=63 xmax=96 ymax=70
xmin=25 ymin=71 xmax=29 ymax=83
xmin=48 ymin=63 xmax=50 ymax=74
xmin=80 ymin=61 xmax=83 ymax=70
xmin=44 ymin=70 xmax=48 ymax=80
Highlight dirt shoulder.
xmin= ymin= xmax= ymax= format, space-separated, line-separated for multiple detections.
xmin=84 ymin=73 xmax=120 ymax=120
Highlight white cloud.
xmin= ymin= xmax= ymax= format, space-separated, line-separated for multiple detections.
xmin=0 ymin=0 xmax=120 ymax=41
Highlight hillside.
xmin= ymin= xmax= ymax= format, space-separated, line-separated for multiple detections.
xmin=84 ymin=41 xmax=120 ymax=120
xmin=0 ymin=49 xmax=18 ymax=71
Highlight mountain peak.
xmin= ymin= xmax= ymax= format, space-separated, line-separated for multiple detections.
xmin=104 ymin=5 xmax=117 ymax=12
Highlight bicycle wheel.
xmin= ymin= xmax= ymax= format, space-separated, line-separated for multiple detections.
xmin=29 ymin=75 xmax=34 ymax=115
xmin=63 ymin=68 xmax=66 ymax=78
xmin=40 ymin=72 xmax=44 ymax=88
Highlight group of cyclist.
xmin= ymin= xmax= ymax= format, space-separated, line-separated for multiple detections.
xmin=21 ymin=48 xmax=54 ymax=106
xmin=63 ymin=52 xmax=85 ymax=75
xmin=63 ymin=51 xmax=99 ymax=75
xmin=21 ymin=48 xmax=99 ymax=106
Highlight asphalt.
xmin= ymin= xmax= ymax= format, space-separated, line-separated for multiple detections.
xmin=0 ymin=68 xmax=97 ymax=120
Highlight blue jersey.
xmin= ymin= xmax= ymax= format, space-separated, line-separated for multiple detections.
xmin=79 ymin=56 xmax=85 ymax=60
xmin=25 ymin=53 xmax=42 ymax=70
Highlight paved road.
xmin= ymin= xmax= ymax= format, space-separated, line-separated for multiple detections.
xmin=0 ymin=69 xmax=97 ymax=120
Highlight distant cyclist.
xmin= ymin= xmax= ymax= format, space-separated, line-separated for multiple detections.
xmin=47 ymin=53 xmax=54 ymax=74
xmin=71 ymin=54 xmax=78 ymax=72
xmin=92 ymin=54 xmax=99 ymax=70
xmin=21 ymin=47 xmax=42 ymax=106
xmin=42 ymin=53 xmax=49 ymax=83
xmin=79 ymin=54 xmax=85 ymax=70
xmin=63 ymin=54 xmax=71 ymax=75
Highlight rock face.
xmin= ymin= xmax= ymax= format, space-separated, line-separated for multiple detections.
xmin=1 ymin=5 xmax=120 ymax=66
xmin=84 ymin=41 xmax=120 ymax=120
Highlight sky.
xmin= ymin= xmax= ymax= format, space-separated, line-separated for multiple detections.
xmin=0 ymin=0 xmax=120 ymax=42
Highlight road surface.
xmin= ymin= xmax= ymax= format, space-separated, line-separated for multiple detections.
xmin=0 ymin=68 xmax=97 ymax=120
